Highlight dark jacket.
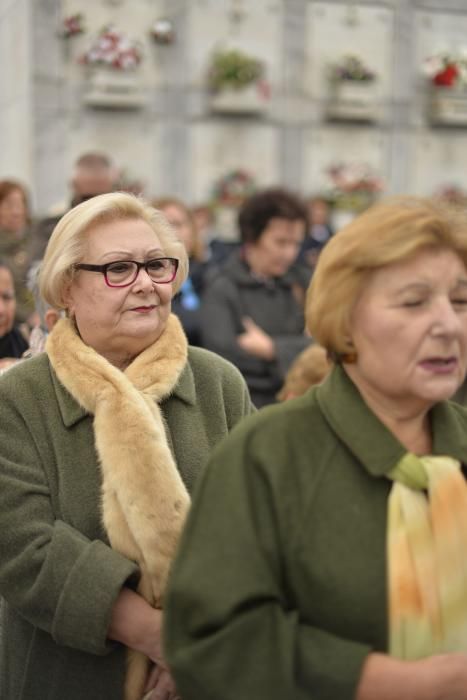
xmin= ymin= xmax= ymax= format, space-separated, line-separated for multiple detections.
xmin=0 ymin=347 xmax=253 ymax=700
xmin=165 ymin=365 xmax=467 ymax=699
xmin=172 ymin=258 xmax=212 ymax=346
xmin=0 ymin=325 xmax=28 ymax=358
xmin=200 ymin=250 xmax=311 ymax=407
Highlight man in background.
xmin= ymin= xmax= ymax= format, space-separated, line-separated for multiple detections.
xmin=31 ymin=152 xmax=118 ymax=261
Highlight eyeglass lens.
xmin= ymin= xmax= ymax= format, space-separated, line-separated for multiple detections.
xmin=106 ymin=259 xmax=176 ymax=286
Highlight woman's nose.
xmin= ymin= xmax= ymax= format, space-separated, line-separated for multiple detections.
xmin=434 ymin=299 xmax=463 ymax=334
xmin=133 ymin=267 xmax=156 ymax=291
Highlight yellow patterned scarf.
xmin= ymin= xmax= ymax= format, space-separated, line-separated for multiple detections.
xmin=388 ymin=453 xmax=467 ymax=659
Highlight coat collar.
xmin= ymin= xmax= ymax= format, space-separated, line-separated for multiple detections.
xmin=50 ymin=354 xmax=196 ymax=428
xmin=315 ymin=364 xmax=467 ymax=478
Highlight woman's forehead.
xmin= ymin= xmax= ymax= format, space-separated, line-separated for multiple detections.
xmin=0 ymin=267 xmax=14 ymax=288
xmin=83 ymin=218 xmax=162 ymax=254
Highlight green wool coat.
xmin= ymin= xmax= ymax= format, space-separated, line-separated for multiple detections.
xmin=0 ymin=347 xmax=253 ymax=700
xmin=164 ymin=365 xmax=467 ymax=700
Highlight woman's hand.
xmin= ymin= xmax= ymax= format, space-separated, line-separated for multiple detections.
xmin=238 ymin=317 xmax=276 ymax=360
xmin=108 ymin=588 xmax=165 ymax=664
xmin=143 ymin=664 xmax=180 ymax=700
xmin=356 ymin=651 xmax=467 ymax=700
xmin=109 ymin=589 xmax=181 ymax=698
xmin=416 ymin=653 xmax=467 ymax=700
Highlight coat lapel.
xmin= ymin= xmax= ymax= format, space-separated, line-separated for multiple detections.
xmin=315 ymin=364 xmax=467 ymax=477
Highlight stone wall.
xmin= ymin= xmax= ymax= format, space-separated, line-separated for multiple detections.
xmin=0 ymin=0 xmax=33 ymax=184
xmin=3 ymin=0 xmax=467 ymax=216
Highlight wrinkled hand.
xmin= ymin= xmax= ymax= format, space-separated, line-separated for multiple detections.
xmin=143 ymin=663 xmax=180 ymax=700
xmin=237 ymin=317 xmax=276 ymax=360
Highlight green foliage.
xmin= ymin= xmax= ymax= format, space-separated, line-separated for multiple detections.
xmin=207 ymin=49 xmax=263 ymax=92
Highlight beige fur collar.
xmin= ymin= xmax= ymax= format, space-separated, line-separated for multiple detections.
xmin=46 ymin=313 xmax=190 ymax=699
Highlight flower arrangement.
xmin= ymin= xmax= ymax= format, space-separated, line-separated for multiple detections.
xmin=79 ymin=25 xmax=143 ymax=70
xmin=434 ymin=183 xmax=467 ymax=206
xmin=60 ymin=13 xmax=85 ymax=38
xmin=211 ymin=169 xmax=256 ymax=208
xmin=328 ymin=54 xmax=376 ymax=83
xmin=324 ymin=163 xmax=384 ymax=212
xmin=423 ymin=51 xmax=467 ymax=88
xmin=207 ymin=49 xmax=264 ymax=92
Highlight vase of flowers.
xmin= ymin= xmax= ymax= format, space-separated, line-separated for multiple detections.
xmin=326 ymin=55 xmax=378 ymax=122
xmin=434 ymin=183 xmax=467 ymax=207
xmin=423 ymin=51 xmax=467 ymax=126
xmin=79 ymin=25 xmax=144 ymax=108
xmin=324 ymin=162 xmax=384 ymax=229
xmin=207 ymin=49 xmax=270 ymax=115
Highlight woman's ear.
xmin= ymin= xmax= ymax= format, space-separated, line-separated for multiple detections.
xmin=44 ymin=308 xmax=62 ymax=332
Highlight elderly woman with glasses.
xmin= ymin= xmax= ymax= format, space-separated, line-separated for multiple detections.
xmin=0 ymin=192 xmax=253 ymax=700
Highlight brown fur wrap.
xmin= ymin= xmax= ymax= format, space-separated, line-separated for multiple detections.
xmin=46 ymin=314 xmax=190 ymax=700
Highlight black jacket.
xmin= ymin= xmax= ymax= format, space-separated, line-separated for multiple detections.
xmin=200 ymin=250 xmax=311 ymax=407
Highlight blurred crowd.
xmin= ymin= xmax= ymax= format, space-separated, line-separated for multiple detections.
xmin=0 ymin=151 xmax=335 ymax=405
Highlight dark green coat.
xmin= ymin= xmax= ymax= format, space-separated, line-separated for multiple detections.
xmin=0 ymin=347 xmax=253 ymax=700
xmin=164 ymin=365 xmax=467 ymax=700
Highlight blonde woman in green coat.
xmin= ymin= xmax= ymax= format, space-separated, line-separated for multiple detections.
xmin=0 ymin=192 xmax=253 ymax=700
xmin=165 ymin=197 xmax=467 ymax=700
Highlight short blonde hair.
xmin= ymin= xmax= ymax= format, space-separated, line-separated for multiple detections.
xmin=307 ymin=196 xmax=467 ymax=356
xmin=40 ymin=192 xmax=189 ymax=310
xmin=277 ymin=344 xmax=331 ymax=401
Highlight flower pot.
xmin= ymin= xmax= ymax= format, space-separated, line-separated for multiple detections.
xmin=209 ymin=83 xmax=268 ymax=115
xmin=326 ymin=81 xmax=378 ymax=122
xmin=428 ymin=87 xmax=467 ymax=126
xmin=83 ymin=67 xmax=144 ymax=109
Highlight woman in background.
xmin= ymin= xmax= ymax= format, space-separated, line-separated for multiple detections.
xmin=200 ymin=187 xmax=311 ymax=407
xmin=0 ymin=259 xmax=28 ymax=367
xmin=0 ymin=179 xmax=34 ymax=323
xmin=299 ymin=195 xmax=334 ymax=271
xmin=153 ymin=197 xmax=211 ymax=346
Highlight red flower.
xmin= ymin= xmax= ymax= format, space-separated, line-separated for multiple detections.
xmin=434 ymin=63 xmax=459 ymax=87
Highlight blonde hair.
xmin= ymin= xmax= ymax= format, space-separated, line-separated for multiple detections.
xmin=277 ymin=344 xmax=331 ymax=401
xmin=307 ymin=196 xmax=467 ymax=356
xmin=39 ymin=191 xmax=189 ymax=310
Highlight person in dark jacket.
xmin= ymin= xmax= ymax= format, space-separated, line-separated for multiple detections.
xmin=0 ymin=179 xmax=35 ymax=322
xmin=0 ymin=260 xmax=28 ymax=367
xmin=153 ymin=196 xmax=212 ymax=346
xmin=30 ymin=152 xmax=118 ymax=262
xmin=200 ymin=187 xmax=311 ymax=407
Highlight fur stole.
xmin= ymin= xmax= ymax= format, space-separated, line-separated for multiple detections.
xmin=46 ymin=313 xmax=190 ymax=700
